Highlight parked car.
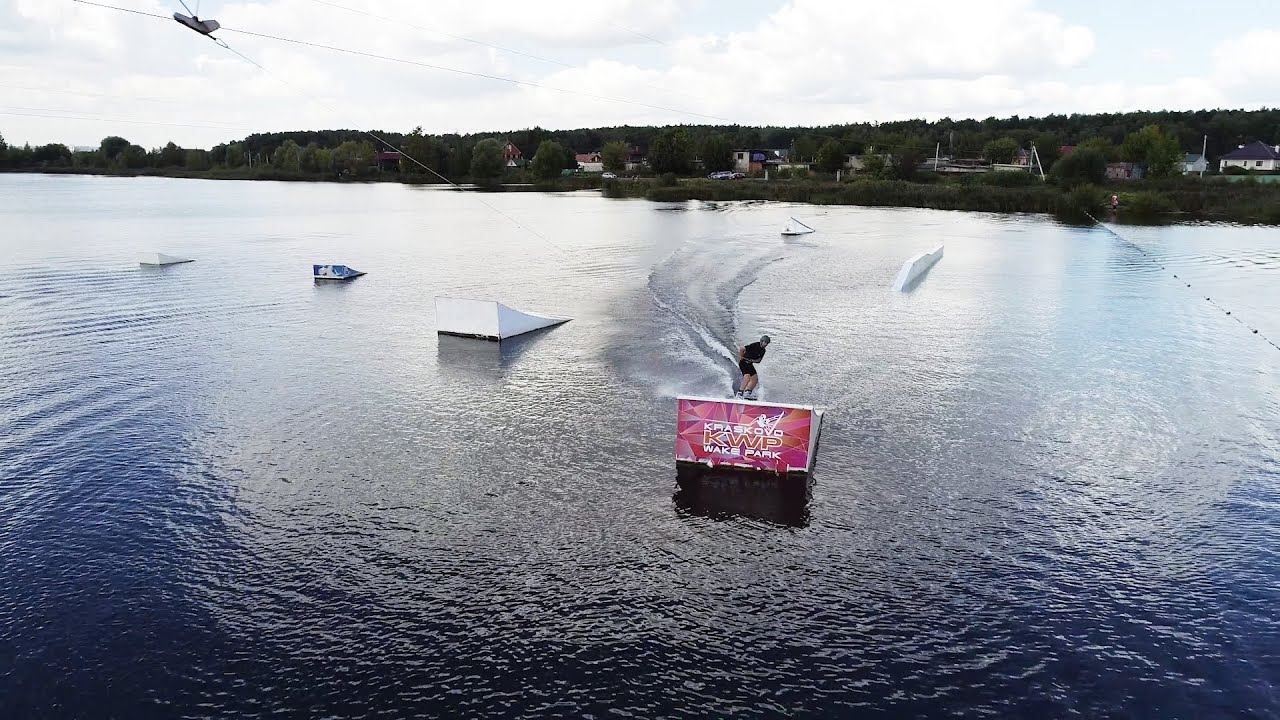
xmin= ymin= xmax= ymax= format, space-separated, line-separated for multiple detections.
xmin=707 ymin=171 xmax=734 ymax=180
xmin=601 ymin=172 xmax=617 ymax=180
xmin=731 ymin=172 xmax=746 ymax=179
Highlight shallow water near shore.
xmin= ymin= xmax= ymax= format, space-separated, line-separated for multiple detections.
xmin=1 ymin=174 xmax=1277 ymax=718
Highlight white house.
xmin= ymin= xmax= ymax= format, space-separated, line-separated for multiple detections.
xmin=1219 ymin=141 xmax=1280 ymax=172
xmin=1182 ymin=153 xmax=1208 ymax=174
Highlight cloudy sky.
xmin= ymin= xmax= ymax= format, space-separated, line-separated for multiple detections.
xmin=2 ymin=0 xmax=1278 ymax=149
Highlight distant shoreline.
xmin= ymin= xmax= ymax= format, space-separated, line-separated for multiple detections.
xmin=0 ymin=166 xmax=605 ymax=191
xmin=6 ymin=167 xmax=1278 ymax=225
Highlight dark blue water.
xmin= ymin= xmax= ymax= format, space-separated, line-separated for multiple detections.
xmin=1 ymin=175 xmax=1277 ymax=718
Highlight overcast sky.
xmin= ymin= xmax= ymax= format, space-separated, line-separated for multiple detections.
xmin=2 ymin=0 xmax=1278 ymax=149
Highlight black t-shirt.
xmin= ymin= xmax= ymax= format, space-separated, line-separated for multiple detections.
xmin=743 ymin=342 xmax=766 ymax=363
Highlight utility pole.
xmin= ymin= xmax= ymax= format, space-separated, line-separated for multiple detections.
xmin=1030 ymin=143 xmax=1046 ymax=181
xmin=1200 ymin=134 xmax=1207 ymax=177
xmin=934 ymin=142 xmax=941 ymax=171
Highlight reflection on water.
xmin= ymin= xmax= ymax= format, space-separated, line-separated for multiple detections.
xmin=673 ymin=464 xmax=812 ymax=528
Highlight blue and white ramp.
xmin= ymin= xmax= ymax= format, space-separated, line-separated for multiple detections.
xmin=313 ymin=264 xmax=366 ymax=280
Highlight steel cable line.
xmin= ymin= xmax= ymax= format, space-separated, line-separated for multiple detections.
xmin=307 ymin=0 xmax=702 ymax=102
xmin=70 ymin=0 xmax=732 ymax=123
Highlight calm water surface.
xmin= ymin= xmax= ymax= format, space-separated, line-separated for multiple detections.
xmin=1 ymin=174 xmax=1277 ymax=718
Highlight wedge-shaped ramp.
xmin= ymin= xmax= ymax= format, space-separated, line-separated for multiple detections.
xmin=313 ymin=264 xmax=366 ymax=280
xmin=139 ymin=252 xmax=194 ymax=266
xmin=435 ymin=296 xmax=570 ymax=341
xmin=892 ymin=244 xmax=944 ymax=291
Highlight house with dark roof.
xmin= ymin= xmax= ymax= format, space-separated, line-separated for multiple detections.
xmin=1219 ymin=141 xmax=1280 ymax=172
xmin=732 ymin=149 xmax=785 ymax=174
xmin=624 ymin=145 xmax=646 ymax=171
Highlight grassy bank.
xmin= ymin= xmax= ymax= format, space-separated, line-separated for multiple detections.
xmin=604 ymin=175 xmax=1280 ymax=224
xmin=8 ymin=166 xmax=1277 ymax=223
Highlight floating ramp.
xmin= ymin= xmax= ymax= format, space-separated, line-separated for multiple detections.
xmin=313 ymin=264 xmax=366 ymax=280
xmin=892 ymin=244 xmax=944 ymax=291
xmin=675 ymin=395 xmax=824 ymax=475
xmin=138 ymin=252 xmax=193 ymax=266
xmin=781 ymin=217 xmax=815 ymax=236
xmin=435 ymin=296 xmax=570 ymax=341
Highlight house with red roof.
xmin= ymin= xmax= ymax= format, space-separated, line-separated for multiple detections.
xmin=576 ymin=152 xmax=603 ymax=172
xmin=502 ymin=141 xmax=525 ymax=167
xmin=374 ymin=150 xmax=401 ymax=171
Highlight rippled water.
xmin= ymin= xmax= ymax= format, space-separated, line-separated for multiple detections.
xmin=1 ymin=174 xmax=1277 ymax=718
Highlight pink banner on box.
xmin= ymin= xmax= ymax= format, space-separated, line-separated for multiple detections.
xmin=675 ymin=396 xmax=820 ymax=474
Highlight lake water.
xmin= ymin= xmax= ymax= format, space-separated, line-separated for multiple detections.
xmin=1 ymin=174 xmax=1277 ymax=719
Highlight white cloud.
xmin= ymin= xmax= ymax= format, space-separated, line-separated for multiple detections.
xmin=0 ymin=0 xmax=1276 ymax=151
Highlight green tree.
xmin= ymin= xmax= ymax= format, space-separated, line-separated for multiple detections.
xmin=531 ymin=139 xmax=567 ymax=180
xmin=562 ymin=144 xmax=578 ymax=171
xmin=982 ymin=137 xmax=1021 ymax=164
xmin=601 ymin=141 xmax=627 ymax=173
xmin=880 ymin=135 xmax=930 ymax=180
xmin=792 ymin=134 xmax=820 ymax=162
xmin=1032 ymin=132 xmax=1061 ymax=168
xmin=99 ymin=136 xmax=130 ymax=161
xmin=815 ymin=138 xmax=846 ymax=173
xmin=299 ymin=143 xmax=319 ymax=173
xmin=120 ymin=144 xmax=148 ymax=169
xmin=700 ymin=133 xmax=733 ymax=173
xmin=274 ymin=139 xmax=302 ymax=172
xmin=224 ymin=142 xmax=246 ymax=168
xmin=32 ymin=143 xmax=72 ymax=166
xmin=158 ymin=141 xmax=185 ymax=167
xmin=400 ymin=128 xmax=443 ymax=175
xmin=185 ymin=149 xmax=211 ymax=171
xmin=1050 ymin=147 xmax=1107 ymax=188
xmin=71 ymin=151 xmax=99 ymax=169
xmin=469 ymin=138 xmax=505 ymax=181
xmin=1121 ymin=124 xmax=1182 ymax=178
xmin=1079 ymin=137 xmax=1119 ymax=162
xmin=0 ymin=132 xmax=7 ymax=168
xmin=648 ymin=128 xmax=691 ymax=174
xmin=448 ymin=142 xmax=472 ymax=177
xmin=332 ymin=140 xmax=374 ymax=176
xmin=315 ymin=148 xmax=334 ymax=173
xmin=858 ymin=154 xmax=888 ymax=178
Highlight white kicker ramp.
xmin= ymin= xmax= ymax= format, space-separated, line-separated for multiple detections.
xmin=139 ymin=253 xmax=194 ymax=266
xmin=892 ymin=244 xmax=944 ymax=291
xmin=435 ymin=296 xmax=570 ymax=341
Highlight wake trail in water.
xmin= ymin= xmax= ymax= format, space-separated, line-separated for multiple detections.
xmin=646 ymin=239 xmax=789 ymax=390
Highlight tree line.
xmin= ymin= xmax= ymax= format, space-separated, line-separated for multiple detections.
xmin=3 ymin=107 xmax=1277 ymax=182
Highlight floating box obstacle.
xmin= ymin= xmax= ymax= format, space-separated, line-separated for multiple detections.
xmin=781 ymin=216 xmax=815 ymax=236
xmin=313 ymin=264 xmax=366 ymax=280
xmin=892 ymin=244 xmax=944 ymax=291
xmin=675 ymin=396 xmax=824 ymax=475
xmin=138 ymin=253 xmax=193 ymax=266
xmin=434 ymin=296 xmax=570 ymax=342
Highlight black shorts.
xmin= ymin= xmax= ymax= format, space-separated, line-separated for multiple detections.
xmin=738 ymin=359 xmax=757 ymax=376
